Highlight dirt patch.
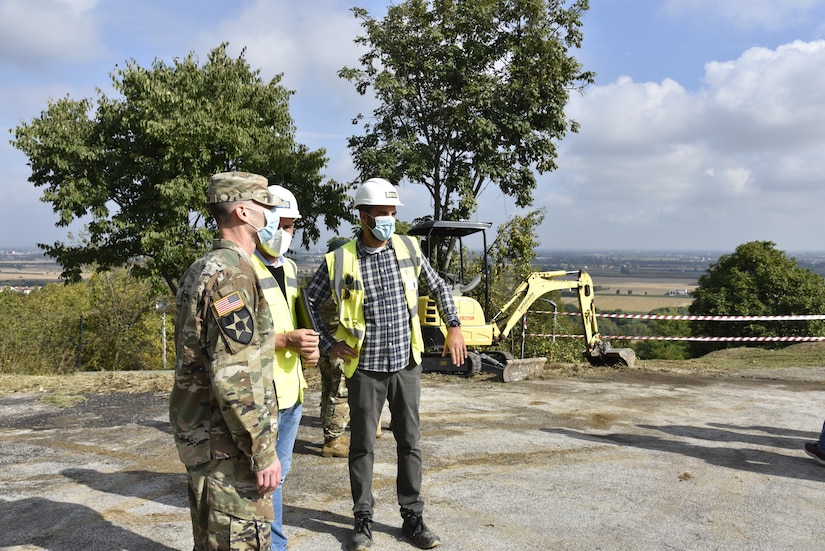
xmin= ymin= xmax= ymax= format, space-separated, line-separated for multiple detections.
xmin=2 ymin=366 xmax=825 ymax=550
xmin=0 ymin=391 xmax=168 ymax=430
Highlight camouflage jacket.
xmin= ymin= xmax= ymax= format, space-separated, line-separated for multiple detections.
xmin=169 ymin=239 xmax=279 ymax=472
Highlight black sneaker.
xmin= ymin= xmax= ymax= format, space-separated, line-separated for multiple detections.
xmin=349 ymin=515 xmax=373 ymax=551
xmin=401 ymin=514 xmax=441 ymax=549
xmin=804 ymin=442 xmax=825 ymax=466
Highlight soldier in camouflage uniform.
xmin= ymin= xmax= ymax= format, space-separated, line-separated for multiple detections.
xmin=319 ymin=350 xmax=351 ymax=456
xmin=318 ymin=237 xmax=352 ymax=458
xmin=170 ymin=171 xmax=282 ymax=551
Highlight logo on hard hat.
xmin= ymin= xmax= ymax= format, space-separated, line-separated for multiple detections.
xmin=275 ymin=200 xmax=292 ymax=209
xmin=385 ymin=191 xmax=399 ymax=199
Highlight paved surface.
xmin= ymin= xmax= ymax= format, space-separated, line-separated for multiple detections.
xmin=1 ymin=366 xmax=825 ymax=550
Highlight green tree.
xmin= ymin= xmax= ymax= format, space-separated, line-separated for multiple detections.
xmin=340 ymin=0 xmax=594 ymax=268
xmin=12 ymin=44 xmax=350 ymax=294
xmin=631 ymin=307 xmax=691 ymax=361
xmin=80 ymin=268 xmax=166 ymax=371
xmin=485 ymin=209 xmax=550 ymax=354
xmin=0 ymin=283 xmax=94 ymax=374
xmin=689 ymin=241 xmax=825 ymax=355
xmin=488 ymin=209 xmax=546 ymax=291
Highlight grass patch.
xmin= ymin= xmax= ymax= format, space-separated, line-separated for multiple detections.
xmin=672 ymin=342 xmax=825 ymax=370
xmin=0 ymin=371 xmax=175 ymax=398
xmin=40 ymin=393 xmax=87 ymax=408
xmin=2 ymin=342 xmax=824 ymax=403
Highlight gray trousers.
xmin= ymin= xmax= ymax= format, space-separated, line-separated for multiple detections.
xmin=346 ymin=363 xmax=423 ymax=518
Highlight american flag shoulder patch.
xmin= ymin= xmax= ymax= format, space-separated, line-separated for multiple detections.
xmin=213 ymin=291 xmax=245 ymax=317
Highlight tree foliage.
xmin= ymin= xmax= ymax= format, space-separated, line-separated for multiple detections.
xmin=12 ymin=44 xmax=351 ymax=294
xmin=484 ymin=209 xmax=557 ymax=355
xmin=340 ymin=0 xmax=594 ymax=225
xmin=627 ymin=307 xmax=690 ymax=360
xmin=688 ymin=241 xmax=825 ymax=355
xmin=488 ymin=208 xmax=546 ymax=290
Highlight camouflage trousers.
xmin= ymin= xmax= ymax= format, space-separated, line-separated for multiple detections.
xmin=186 ymin=459 xmax=273 ymax=550
xmin=318 ymin=355 xmax=350 ymax=440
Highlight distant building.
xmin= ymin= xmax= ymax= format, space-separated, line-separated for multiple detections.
xmin=0 ymin=285 xmax=39 ymax=295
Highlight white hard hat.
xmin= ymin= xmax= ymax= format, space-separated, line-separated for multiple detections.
xmin=353 ymin=177 xmax=404 ymax=208
xmin=267 ymin=185 xmax=301 ymax=219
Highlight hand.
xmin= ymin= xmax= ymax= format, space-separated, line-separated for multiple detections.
xmin=255 ymin=459 xmax=282 ymax=494
xmin=301 ymin=347 xmax=320 ymax=368
xmin=285 ymin=329 xmax=319 ymax=358
xmin=328 ymin=341 xmax=358 ymax=363
xmin=443 ymin=326 xmax=467 ymax=367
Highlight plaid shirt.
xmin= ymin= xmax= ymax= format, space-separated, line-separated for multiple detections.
xmin=304 ymin=236 xmax=459 ymax=373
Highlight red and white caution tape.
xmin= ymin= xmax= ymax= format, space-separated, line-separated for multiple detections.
xmin=526 ymin=334 xmax=825 ymax=342
xmin=528 ymin=311 xmax=825 ymax=321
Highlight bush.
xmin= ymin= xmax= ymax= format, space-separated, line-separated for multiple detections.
xmin=0 ymin=269 xmax=172 ymax=374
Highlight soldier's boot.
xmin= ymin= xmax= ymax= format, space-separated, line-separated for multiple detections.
xmin=322 ymin=435 xmax=350 ymax=458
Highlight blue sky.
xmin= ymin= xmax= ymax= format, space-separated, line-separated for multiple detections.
xmin=2 ymin=0 xmax=825 ymax=252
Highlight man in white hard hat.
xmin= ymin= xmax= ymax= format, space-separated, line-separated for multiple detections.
xmin=249 ymin=184 xmax=320 ymax=551
xmin=303 ymin=177 xmax=467 ymax=551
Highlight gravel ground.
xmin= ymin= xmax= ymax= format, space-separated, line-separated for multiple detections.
xmin=1 ymin=366 xmax=824 ymax=550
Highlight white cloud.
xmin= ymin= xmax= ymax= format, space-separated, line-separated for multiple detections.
xmin=538 ymin=37 xmax=825 ymax=249
xmin=202 ymin=1 xmax=368 ymax=100
xmin=187 ymin=0 xmax=378 ymax=165
xmin=704 ymin=41 xmax=825 ymax=134
xmin=663 ymin=0 xmax=824 ymax=30
xmin=715 ymin=167 xmax=753 ymax=196
xmin=0 ymin=0 xmax=107 ymax=68
xmin=566 ymin=77 xmax=702 ymax=153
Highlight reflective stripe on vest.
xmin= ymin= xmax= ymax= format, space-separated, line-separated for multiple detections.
xmin=252 ymin=255 xmax=307 ymax=406
xmin=325 ymin=234 xmax=424 ymax=377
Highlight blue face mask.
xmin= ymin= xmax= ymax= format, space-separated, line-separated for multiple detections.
xmin=366 ymin=213 xmax=395 ymax=241
xmin=247 ymin=207 xmax=280 ymax=244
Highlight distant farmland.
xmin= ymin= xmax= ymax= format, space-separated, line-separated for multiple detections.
xmin=0 ymin=257 xmax=62 ymax=286
xmin=585 ymin=275 xmax=696 ymax=314
xmin=589 ymin=295 xmax=692 ymax=314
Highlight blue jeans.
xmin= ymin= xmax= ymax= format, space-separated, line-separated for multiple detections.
xmin=270 ymin=401 xmax=303 ymax=551
xmin=818 ymin=420 xmax=825 ymax=450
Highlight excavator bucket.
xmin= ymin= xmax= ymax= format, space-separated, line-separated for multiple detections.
xmin=479 ymin=353 xmax=546 ymax=382
xmin=502 ymin=357 xmax=547 ymax=382
xmin=583 ymin=342 xmax=636 ymax=367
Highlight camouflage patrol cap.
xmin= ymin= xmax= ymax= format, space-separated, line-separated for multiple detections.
xmin=207 ymin=171 xmax=277 ymax=206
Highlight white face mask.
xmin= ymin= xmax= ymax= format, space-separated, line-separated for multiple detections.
xmin=259 ymin=228 xmax=292 ymax=258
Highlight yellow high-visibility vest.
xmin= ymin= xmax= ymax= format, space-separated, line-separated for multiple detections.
xmin=252 ymin=254 xmax=307 ymax=407
xmin=325 ymin=235 xmax=424 ymax=377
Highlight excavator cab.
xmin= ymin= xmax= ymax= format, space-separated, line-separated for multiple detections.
xmin=408 ymin=219 xmax=635 ymax=381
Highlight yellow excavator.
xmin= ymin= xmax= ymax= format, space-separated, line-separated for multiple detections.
xmin=408 ymin=220 xmax=636 ymax=382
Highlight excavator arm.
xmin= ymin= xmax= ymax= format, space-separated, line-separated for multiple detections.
xmin=489 ymin=270 xmax=635 ymax=367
